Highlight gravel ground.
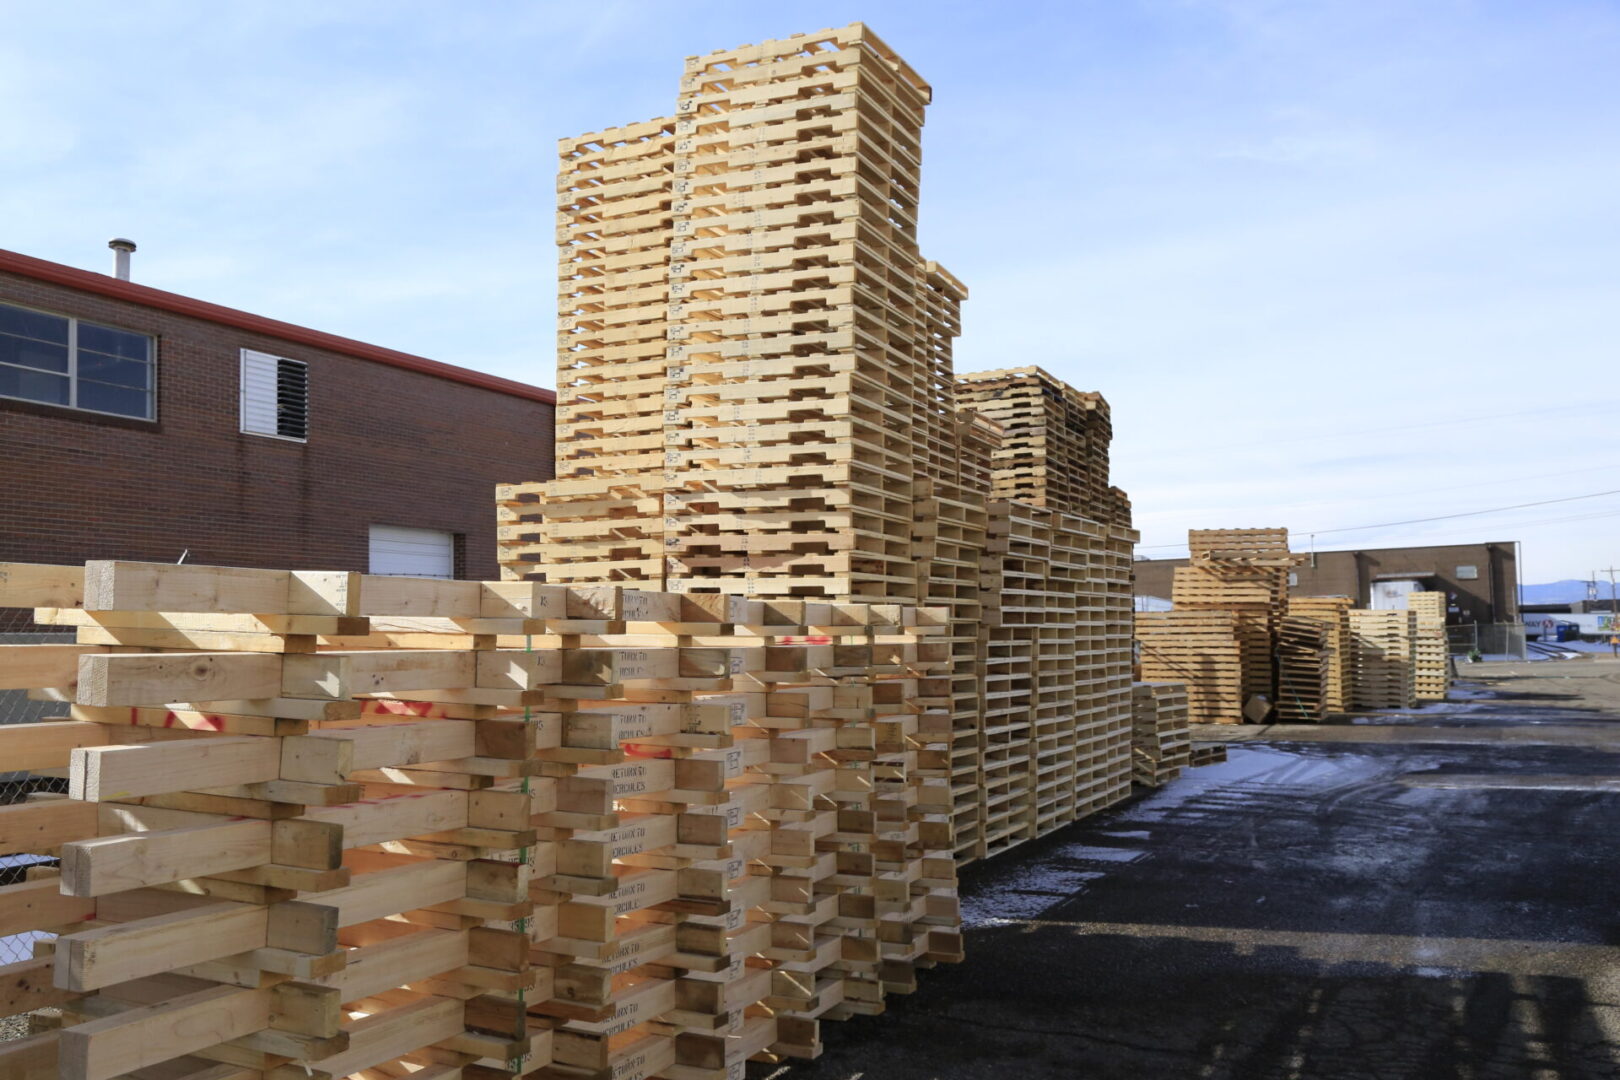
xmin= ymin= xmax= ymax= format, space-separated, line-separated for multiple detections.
xmin=0 ymin=1012 xmax=30 ymax=1042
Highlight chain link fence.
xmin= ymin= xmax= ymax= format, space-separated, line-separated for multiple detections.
xmin=1445 ymin=622 xmax=1528 ymax=661
xmin=2 ymin=605 xmax=73 ymax=967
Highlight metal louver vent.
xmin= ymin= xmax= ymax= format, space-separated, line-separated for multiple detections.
xmin=241 ymin=349 xmax=308 ymax=441
xmin=275 ymin=358 xmax=308 ymax=439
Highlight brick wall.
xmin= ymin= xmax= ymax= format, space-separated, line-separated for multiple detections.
xmin=0 ymin=270 xmax=554 ymax=580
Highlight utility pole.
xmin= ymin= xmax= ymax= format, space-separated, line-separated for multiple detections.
xmin=1603 ymin=566 xmax=1620 ymax=658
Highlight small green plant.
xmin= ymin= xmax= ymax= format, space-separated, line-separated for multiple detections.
xmin=1467 ymin=647 xmax=1483 ymax=663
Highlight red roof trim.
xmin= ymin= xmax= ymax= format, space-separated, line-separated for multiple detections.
xmin=0 ymin=248 xmax=555 ymax=405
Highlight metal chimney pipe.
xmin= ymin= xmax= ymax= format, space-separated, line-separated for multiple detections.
xmin=108 ymin=238 xmax=136 ymax=281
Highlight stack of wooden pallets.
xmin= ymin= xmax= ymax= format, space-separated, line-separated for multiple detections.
xmin=1134 ymin=610 xmax=1244 ymax=724
xmin=1130 ymin=682 xmax=1191 ymax=788
xmin=495 ymin=22 xmax=1147 ymax=883
xmin=1274 ymin=616 xmax=1330 ymax=721
xmin=1286 ymin=595 xmax=1354 ymax=712
xmin=909 ymin=268 xmax=991 ymax=866
xmin=954 ymin=367 xmax=1125 ymax=526
xmin=1347 ymin=609 xmax=1418 ymax=709
xmin=977 ymin=503 xmax=1045 ymax=856
xmin=1407 ymin=592 xmax=1451 ymax=701
xmin=0 ymin=560 xmax=962 ymax=1080
xmin=492 ymin=25 xmax=973 ymax=1018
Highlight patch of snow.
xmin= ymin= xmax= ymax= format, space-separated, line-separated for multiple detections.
xmin=959 ymin=862 xmax=1109 ymax=926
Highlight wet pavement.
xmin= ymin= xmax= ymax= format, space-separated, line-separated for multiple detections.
xmin=765 ymin=664 xmax=1620 ymax=1079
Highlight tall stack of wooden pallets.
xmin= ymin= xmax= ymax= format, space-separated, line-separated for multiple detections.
xmin=0 ymin=559 xmax=963 ymax=1079
xmin=1407 ymin=592 xmax=1451 ymax=701
xmin=908 ymin=266 xmax=989 ymax=865
xmin=496 ymin=23 xmax=973 ymax=1040
xmin=529 ymin=118 xmax=681 ymax=587
xmin=1286 ymin=595 xmax=1354 ymax=712
xmin=1347 ymin=609 xmax=1418 ymax=709
xmin=491 ymin=22 xmax=1153 ymax=902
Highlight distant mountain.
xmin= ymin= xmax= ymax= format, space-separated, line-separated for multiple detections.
xmin=1520 ymin=579 xmax=1605 ymax=605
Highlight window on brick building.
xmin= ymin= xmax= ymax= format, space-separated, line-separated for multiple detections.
xmin=240 ymin=349 xmax=309 ymax=440
xmin=0 ymin=300 xmax=155 ymax=419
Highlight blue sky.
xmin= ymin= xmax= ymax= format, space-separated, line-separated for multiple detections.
xmin=4 ymin=1 xmax=1618 ymax=582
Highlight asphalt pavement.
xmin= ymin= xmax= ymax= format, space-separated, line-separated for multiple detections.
xmin=763 ymin=660 xmax=1620 ymax=1079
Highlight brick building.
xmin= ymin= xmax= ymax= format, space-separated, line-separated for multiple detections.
xmin=1135 ymin=540 xmax=1519 ymax=624
xmin=0 ymin=246 xmax=555 ymax=591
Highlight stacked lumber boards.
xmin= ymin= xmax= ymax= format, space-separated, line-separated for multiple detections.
xmin=1407 ymin=592 xmax=1451 ymax=701
xmin=953 ymin=367 xmax=1123 ymax=526
xmin=1286 ymin=596 xmax=1354 ymax=712
xmin=1130 ymin=683 xmax=1190 ymax=788
xmin=1188 ymin=743 xmax=1228 ymax=768
xmin=0 ymin=560 xmax=962 ymax=1080
xmin=1134 ymin=611 xmax=1244 ymax=725
xmin=1347 ymin=609 xmax=1418 ymax=709
xmin=1274 ymin=617 xmax=1330 ymax=722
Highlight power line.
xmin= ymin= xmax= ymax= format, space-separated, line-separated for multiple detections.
xmin=1130 ymin=400 xmax=1619 ymax=458
xmin=1136 ymin=486 xmax=1620 ymax=551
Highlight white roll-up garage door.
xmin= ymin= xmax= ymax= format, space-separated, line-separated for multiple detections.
xmin=369 ymin=525 xmax=454 ymax=578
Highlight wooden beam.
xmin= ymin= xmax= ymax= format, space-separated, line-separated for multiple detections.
xmin=280 ymin=652 xmax=475 ymax=700
xmin=479 ymin=581 xmax=566 ymax=619
xmin=280 ymin=721 xmax=476 ymax=785
xmin=37 ymin=609 xmax=369 ymax=636
xmin=0 ymin=562 xmax=83 ymax=608
xmin=70 ymin=738 xmax=281 ymax=802
xmin=0 ymin=877 xmax=89 ymax=941
xmin=70 ymin=704 xmax=306 ymax=739
xmin=356 ymin=576 xmax=483 ymax=618
xmin=60 ymin=820 xmax=272 ymax=897
xmin=0 ymin=956 xmax=79 ymax=1016
xmin=316 ymin=927 xmax=467 ymax=1003
xmin=0 ymin=721 xmax=109 ymax=772
xmin=58 ymin=984 xmax=271 ymax=1080
xmin=0 ymin=644 xmax=105 ymax=691
xmin=0 ymin=1030 xmax=58 ymax=1080
xmin=82 ymin=562 xmax=358 ymax=617
xmin=316 ymin=858 xmax=466 ymax=928
xmin=77 ymin=653 xmax=283 ymax=708
xmin=301 ymin=791 xmax=467 ymax=849
xmin=475 ymin=651 xmax=562 ymax=691
xmin=300 ymin=994 xmax=464 ymax=1080
xmin=53 ymin=903 xmax=269 ymax=992
xmin=0 ymin=798 xmax=97 ymax=856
